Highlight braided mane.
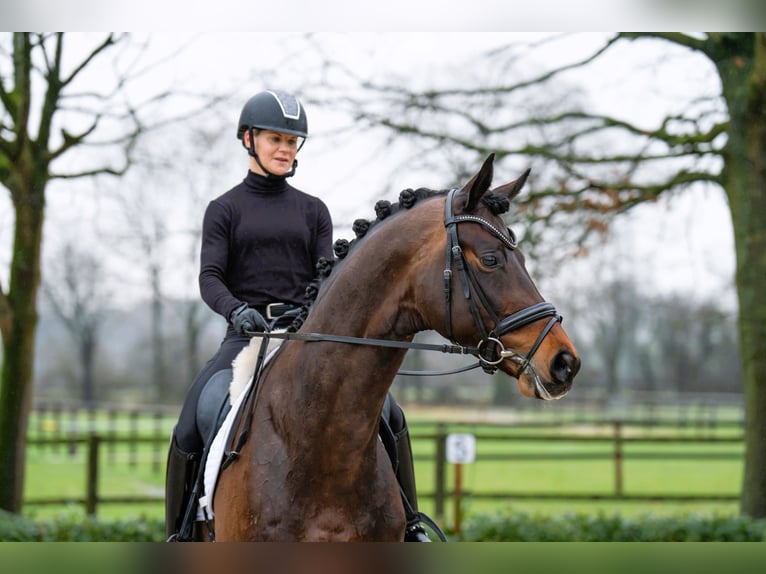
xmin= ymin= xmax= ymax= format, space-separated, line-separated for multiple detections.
xmin=288 ymin=188 xmax=511 ymax=331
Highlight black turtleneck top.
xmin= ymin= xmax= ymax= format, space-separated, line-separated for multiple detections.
xmin=199 ymin=171 xmax=334 ymax=320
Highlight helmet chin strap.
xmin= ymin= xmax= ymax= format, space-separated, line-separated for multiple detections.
xmin=246 ymin=128 xmax=298 ymax=178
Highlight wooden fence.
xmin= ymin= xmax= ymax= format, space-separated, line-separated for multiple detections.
xmin=25 ymin=435 xmax=165 ymax=515
xmin=421 ymin=420 xmax=742 ymax=530
xmin=23 ymin=414 xmax=744 ymax=526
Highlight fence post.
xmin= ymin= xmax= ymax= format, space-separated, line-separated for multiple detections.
xmin=613 ymin=420 xmax=623 ymax=498
xmin=153 ymin=411 xmax=163 ymax=474
xmin=453 ymin=462 xmax=463 ymax=535
xmin=130 ymin=411 xmax=139 ymax=468
xmin=69 ymin=406 xmax=79 ymax=457
xmin=434 ymin=424 xmax=447 ymax=523
xmin=108 ymin=409 xmax=117 ymax=465
xmin=53 ymin=404 xmax=62 ymax=455
xmin=36 ymin=403 xmax=46 ymax=440
xmin=86 ymin=435 xmax=100 ymax=516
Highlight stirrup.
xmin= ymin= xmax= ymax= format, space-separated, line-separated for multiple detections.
xmin=407 ymin=511 xmax=448 ymax=542
xmin=405 ymin=522 xmax=431 ymax=542
xmin=166 ymin=532 xmax=190 ymax=543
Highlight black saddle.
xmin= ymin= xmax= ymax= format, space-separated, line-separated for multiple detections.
xmin=196 ymin=368 xmax=233 ymax=445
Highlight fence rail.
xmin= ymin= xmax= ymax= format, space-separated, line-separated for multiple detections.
xmin=420 ymin=420 xmax=742 ymax=530
xmin=24 ymin=435 xmax=166 ymax=514
xmin=24 ymin=416 xmax=744 ymax=527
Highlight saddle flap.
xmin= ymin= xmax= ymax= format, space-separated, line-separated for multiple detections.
xmin=196 ymin=368 xmax=233 ymax=443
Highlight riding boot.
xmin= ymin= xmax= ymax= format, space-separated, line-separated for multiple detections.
xmin=165 ymin=432 xmax=201 ymax=541
xmin=394 ymin=422 xmax=431 ymax=542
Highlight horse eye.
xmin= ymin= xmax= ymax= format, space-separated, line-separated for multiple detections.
xmin=481 ymin=255 xmax=499 ymax=268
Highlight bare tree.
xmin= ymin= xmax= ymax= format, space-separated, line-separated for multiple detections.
xmin=110 ymin=179 xmax=173 ymax=400
xmin=588 ymin=279 xmax=644 ymax=396
xmin=0 ymin=33 xmax=218 ymax=513
xmin=42 ymin=240 xmax=110 ymax=408
xmin=102 ymin=119 xmax=234 ymax=400
xmin=644 ymin=295 xmax=740 ymax=394
xmin=324 ymin=33 xmax=766 ymax=517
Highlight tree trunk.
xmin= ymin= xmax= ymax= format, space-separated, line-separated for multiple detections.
xmin=719 ymin=34 xmax=766 ymax=518
xmin=0 ymin=176 xmax=45 ymax=512
xmin=1 ymin=32 xmax=171 ymax=514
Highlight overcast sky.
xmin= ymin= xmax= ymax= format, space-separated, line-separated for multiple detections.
xmin=0 ymin=30 xmax=741 ymax=312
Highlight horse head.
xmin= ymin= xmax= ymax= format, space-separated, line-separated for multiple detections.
xmin=425 ymin=153 xmax=580 ymax=400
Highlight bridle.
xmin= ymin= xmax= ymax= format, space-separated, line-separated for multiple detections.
xmin=442 ymin=188 xmax=562 ymax=377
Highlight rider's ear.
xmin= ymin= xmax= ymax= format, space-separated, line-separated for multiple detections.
xmin=459 ymin=153 xmax=495 ymax=212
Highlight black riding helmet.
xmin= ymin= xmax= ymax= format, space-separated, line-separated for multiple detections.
xmin=237 ymin=90 xmax=307 ymax=178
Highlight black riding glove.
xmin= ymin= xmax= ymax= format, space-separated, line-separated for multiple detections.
xmin=230 ymin=303 xmax=269 ymax=335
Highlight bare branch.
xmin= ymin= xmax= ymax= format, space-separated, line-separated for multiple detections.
xmin=12 ymin=33 xmax=32 ymax=150
xmin=358 ymin=34 xmax=625 ymax=100
xmin=59 ymin=33 xmax=121 ymax=88
xmin=617 ymin=32 xmax=710 ymax=54
xmin=50 ymin=164 xmax=131 ymax=180
xmin=48 ymin=119 xmax=100 ymax=161
xmin=35 ymin=33 xmax=64 ymax=150
xmin=0 ymin=69 xmax=16 ymax=121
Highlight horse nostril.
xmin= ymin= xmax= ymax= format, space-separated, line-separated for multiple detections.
xmin=551 ymin=351 xmax=580 ymax=385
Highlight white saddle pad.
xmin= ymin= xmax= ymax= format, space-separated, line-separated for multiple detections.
xmin=197 ymin=337 xmax=281 ymax=521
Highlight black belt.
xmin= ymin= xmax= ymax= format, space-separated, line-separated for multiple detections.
xmin=255 ymin=302 xmax=299 ymax=320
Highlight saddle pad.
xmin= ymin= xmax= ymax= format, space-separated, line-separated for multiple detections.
xmin=197 ymin=339 xmax=281 ymax=521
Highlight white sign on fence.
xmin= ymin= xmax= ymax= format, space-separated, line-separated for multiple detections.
xmin=446 ymin=433 xmax=476 ymax=464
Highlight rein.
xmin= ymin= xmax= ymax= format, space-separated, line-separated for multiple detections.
xmin=243 ymin=329 xmax=485 ymax=377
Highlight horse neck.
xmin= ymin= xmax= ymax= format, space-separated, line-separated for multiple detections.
xmin=312 ymin=204 xmax=441 ymax=341
xmin=272 ymin=208 xmax=440 ymax=441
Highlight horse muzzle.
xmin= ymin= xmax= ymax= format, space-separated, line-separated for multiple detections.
xmin=510 ymin=347 xmax=578 ymax=401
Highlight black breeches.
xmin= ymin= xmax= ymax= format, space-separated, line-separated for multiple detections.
xmin=175 ymin=328 xmax=250 ymax=452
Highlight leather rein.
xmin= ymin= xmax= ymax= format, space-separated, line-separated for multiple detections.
xmin=246 ymin=189 xmax=561 ymax=380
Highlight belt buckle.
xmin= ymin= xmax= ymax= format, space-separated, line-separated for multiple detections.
xmin=266 ymin=302 xmax=287 ymax=320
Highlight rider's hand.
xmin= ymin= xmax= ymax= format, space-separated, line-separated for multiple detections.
xmin=230 ymin=303 xmax=269 ymax=335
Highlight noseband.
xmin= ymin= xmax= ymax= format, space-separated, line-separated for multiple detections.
xmin=443 ymin=188 xmax=562 ymax=375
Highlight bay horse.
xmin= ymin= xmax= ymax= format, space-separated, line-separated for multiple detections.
xmin=211 ymin=154 xmax=580 ymax=541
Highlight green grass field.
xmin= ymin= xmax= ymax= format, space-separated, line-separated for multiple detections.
xmin=22 ymin=406 xmax=745 ymax=527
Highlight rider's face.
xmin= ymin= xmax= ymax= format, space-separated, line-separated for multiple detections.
xmin=247 ymin=129 xmax=301 ymax=176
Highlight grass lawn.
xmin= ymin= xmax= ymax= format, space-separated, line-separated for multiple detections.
xmin=22 ymin=406 xmax=745 ymax=526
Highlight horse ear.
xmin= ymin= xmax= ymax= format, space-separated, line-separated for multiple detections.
xmin=458 ymin=153 xmax=495 ymax=212
xmin=492 ymin=168 xmax=531 ymax=202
